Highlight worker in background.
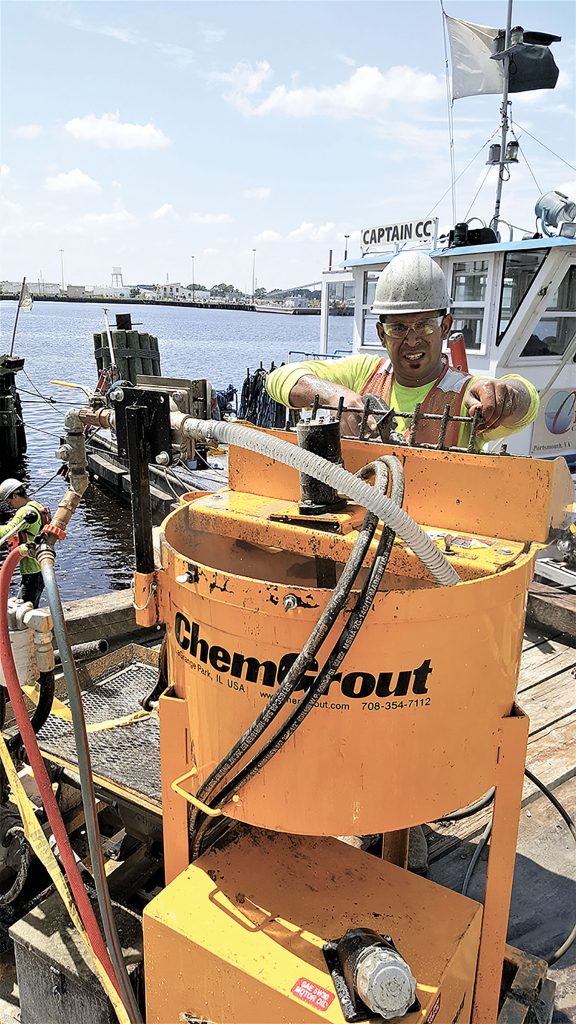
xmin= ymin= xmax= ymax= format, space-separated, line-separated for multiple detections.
xmin=0 ymin=479 xmax=48 ymax=608
xmin=266 ymin=252 xmax=539 ymax=448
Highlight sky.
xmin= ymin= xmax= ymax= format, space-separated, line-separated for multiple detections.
xmin=1 ymin=0 xmax=575 ymax=292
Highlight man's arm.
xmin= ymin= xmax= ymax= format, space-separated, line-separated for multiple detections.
xmin=0 ymin=511 xmax=20 ymax=539
xmin=266 ymin=355 xmax=381 ymax=436
xmin=464 ymin=376 xmax=536 ymax=433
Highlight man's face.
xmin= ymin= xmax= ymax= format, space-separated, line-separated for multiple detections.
xmin=376 ymin=311 xmax=452 ymax=386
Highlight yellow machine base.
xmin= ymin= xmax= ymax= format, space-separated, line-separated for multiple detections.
xmin=144 ymin=828 xmax=482 ymax=1023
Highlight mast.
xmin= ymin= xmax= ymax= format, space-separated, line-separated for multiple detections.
xmin=490 ymin=0 xmax=513 ymax=235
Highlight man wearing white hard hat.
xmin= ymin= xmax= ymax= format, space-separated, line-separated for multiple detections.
xmin=267 ymin=252 xmax=538 ymax=447
xmin=0 ymin=479 xmax=48 ymax=607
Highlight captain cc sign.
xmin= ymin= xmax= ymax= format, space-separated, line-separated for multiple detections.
xmin=361 ymin=218 xmax=438 ymax=249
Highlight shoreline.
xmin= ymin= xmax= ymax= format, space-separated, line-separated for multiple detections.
xmin=0 ymin=296 xmax=358 ymax=315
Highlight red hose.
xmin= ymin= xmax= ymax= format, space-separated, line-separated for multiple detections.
xmin=0 ymin=548 xmax=121 ymax=997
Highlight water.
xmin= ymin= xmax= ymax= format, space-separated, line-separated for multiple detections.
xmin=0 ymin=300 xmax=353 ymax=600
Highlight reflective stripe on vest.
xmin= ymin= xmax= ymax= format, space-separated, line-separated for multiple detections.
xmin=360 ymin=355 xmax=472 ymax=447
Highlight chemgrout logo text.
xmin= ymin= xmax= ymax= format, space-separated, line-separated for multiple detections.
xmin=174 ymin=613 xmax=433 ymax=700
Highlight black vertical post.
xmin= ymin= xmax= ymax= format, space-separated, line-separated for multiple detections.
xmin=125 ymin=404 xmax=154 ymax=573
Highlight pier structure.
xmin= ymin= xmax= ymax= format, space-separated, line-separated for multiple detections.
xmin=0 ymin=355 xmax=27 ymax=468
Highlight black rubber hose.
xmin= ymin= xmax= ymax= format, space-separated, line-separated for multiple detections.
xmin=193 ymin=457 xmax=403 ymax=857
xmin=435 ymin=788 xmax=495 ymax=822
xmin=188 ymin=464 xmax=387 ymax=842
xmin=5 ymin=670 xmax=55 ymax=757
xmin=460 ymin=767 xmax=576 ymax=966
xmin=0 ymin=825 xmax=31 ymax=906
xmin=524 ymin=767 xmax=576 ymax=965
xmin=193 ymin=522 xmax=397 ymax=858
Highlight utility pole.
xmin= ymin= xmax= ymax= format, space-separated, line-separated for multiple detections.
xmin=490 ymin=0 xmax=513 ymax=236
xmin=251 ymin=249 xmax=257 ymax=301
xmin=58 ymin=249 xmax=65 ymax=291
xmin=191 ymin=256 xmax=195 ymax=302
xmin=342 ymin=235 xmax=350 ymax=303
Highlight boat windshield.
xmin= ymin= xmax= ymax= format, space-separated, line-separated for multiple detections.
xmin=499 ymin=258 xmax=576 ymax=357
xmin=451 ymin=259 xmax=489 ymax=351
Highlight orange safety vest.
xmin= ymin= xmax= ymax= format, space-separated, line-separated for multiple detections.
xmin=360 ymin=355 xmax=472 ymax=447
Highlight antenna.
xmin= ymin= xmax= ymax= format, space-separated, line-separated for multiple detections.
xmin=490 ymin=0 xmax=513 ymax=235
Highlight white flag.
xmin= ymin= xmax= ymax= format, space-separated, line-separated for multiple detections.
xmin=19 ymin=282 xmax=33 ymax=311
xmin=446 ymin=15 xmax=504 ymax=99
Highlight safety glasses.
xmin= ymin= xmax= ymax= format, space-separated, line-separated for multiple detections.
xmin=381 ymin=316 xmax=444 ymax=340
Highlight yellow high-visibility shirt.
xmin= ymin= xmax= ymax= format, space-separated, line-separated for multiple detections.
xmin=266 ymin=356 xmax=539 ymax=450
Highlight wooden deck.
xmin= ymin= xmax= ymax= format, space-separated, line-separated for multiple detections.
xmin=429 ymin=626 xmax=576 ymax=1022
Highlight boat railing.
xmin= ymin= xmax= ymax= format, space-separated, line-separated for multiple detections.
xmin=288 ymin=349 xmax=351 ymax=362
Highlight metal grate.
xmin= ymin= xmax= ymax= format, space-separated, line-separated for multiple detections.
xmin=37 ymin=661 xmax=161 ymax=808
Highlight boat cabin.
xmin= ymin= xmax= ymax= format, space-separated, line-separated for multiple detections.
xmin=320 ymin=235 xmax=576 ymax=464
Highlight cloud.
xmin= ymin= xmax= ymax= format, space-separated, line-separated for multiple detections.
xmin=12 ymin=123 xmax=43 ymax=139
xmin=48 ymin=11 xmax=140 ymax=45
xmin=46 ymin=11 xmax=195 ymax=65
xmin=154 ymin=42 xmax=195 ymax=67
xmin=202 ymin=247 xmax=220 ymax=256
xmin=0 ymin=196 xmax=23 ymax=216
xmin=243 ymin=186 xmax=271 ymax=200
xmin=255 ymin=229 xmax=281 ymax=242
xmin=152 ymin=203 xmax=178 ymax=221
xmin=66 ymin=205 xmax=137 ymax=234
xmin=335 ymin=53 xmax=357 ymax=68
xmin=216 ymin=63 xmax=443 ymax=118
xmin=208 ymin=60 xmax=273 ymax=106
xmin=45 ymin=169 xmax=101 ymax=193
xmin=65 ymin=112 xmax=170 ymax=150
xmin=201 ymin=26 xmax=225 ymax=46
xmin=0 ymin=165 xmax=10 ymax=177
xmin=288 ymin=222 xmax=335 ymax=241
xmin=189 ymin=211 xmax=232 ymax=224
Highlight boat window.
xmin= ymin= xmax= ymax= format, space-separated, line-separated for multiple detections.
xmin=546 ymin=264 xmax=576 ymax=310
xmin=451 ymin=261 xmax=488 ymax=350
xmin=362 ymin=313 xmax=380 ymax=347
xmin=519 ymin=316 xmax=576 ymax=357
xmin=519 ymin=265 xmax=576 ymax=358
xmin=363 ymin=272 xmax=380 ymax=308
xmin=497 ymin=250 xmax=548 ymax=344
xmin=361 ymin=272 xmax=384 ymax=348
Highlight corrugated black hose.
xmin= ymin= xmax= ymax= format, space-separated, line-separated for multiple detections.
xmin=191 ymin=456 xmax=404 ymax=858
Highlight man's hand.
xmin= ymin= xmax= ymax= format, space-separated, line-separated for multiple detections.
xmin=464 ymin=378 xmax=530 ymax=432
xmin=338 ymin=392 xmax=379 ymax=437
xmin=289 ymin=376 xmax=377 ymax=436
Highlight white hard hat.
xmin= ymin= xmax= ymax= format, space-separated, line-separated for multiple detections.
xmin=0 ymin=478 xmax=24 ymax=503
xmin=372 ymin=252 xmax=451 ymax=316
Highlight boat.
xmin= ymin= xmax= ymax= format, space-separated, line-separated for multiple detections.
xmin=315 ymin=17 xmax=575 ymax=472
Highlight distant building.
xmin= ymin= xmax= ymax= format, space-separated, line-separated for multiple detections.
xmin=91 ymin=285 xmax=131 ymax=298
xmin=67 ymin=284 xmax=86 ymax=298
xmin=155 ymin=283 xmax=210 ymax=302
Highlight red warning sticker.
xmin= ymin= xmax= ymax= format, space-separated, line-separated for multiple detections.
xmin=291 ymin=978 xmax=335 ymax=1012
xmin=426 ymin=993 xmax=442 ymax=1023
